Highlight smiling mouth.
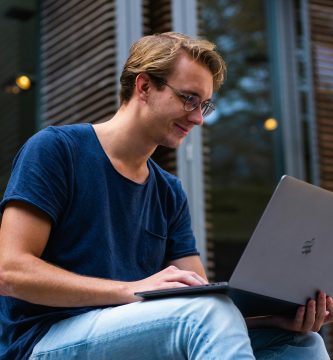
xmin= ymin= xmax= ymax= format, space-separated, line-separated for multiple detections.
xmin=175 ymin=123 xmax=191 ymax=136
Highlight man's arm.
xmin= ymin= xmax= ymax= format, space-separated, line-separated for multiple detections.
xmin=0 ymin=202 xmax=206 ymax=307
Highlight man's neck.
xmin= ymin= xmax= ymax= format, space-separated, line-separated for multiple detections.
xmin=92 ymin=106 xmax=157 ymax=184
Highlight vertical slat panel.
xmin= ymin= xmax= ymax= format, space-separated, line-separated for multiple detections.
xmin=309 ymin=0 xmax=333 ymax=353
xmin=202 ymin=125 xmax=216 ymax=279
xmin=39 ymin=0 xmax=118 ymax=127
xmin=143 ymin=0 xmax=213 ymax=278
xmin=310 ymin=0 xmax=333 ymax=192
xmin=142 ymin=0 xmax=172 ymax=35
xmin=142 ymin=0 xmax=177 ymax=175
xmin=142 ymin=0 xmax=214 ymax=278
xmin=196 ymin=0 xmax=216 ymax=280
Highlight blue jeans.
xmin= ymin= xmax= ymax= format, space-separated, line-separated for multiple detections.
xmin=29 ymin=295 xmax=329 ymax=359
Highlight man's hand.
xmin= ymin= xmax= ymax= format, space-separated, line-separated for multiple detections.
xmin=247 ymin=291 xmax=333 ymax=333
xmin=129 ymin=265 xmax=208 ymax=301
xmin=274 ymin=292 xmax=333 ymax=333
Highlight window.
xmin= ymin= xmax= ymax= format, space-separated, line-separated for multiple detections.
xmin=200 ymin=0 xmax=283 ymax=279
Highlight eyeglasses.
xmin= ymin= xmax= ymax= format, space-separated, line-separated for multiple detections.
xmin=160 ymin=80 xmax=215 ymax=118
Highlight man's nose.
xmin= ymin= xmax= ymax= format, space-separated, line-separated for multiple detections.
xmin=188 ymin=107 xmax=204 ymax=126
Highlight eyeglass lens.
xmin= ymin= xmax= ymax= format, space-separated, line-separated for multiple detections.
xmin=184 ymin=97 xmax=215 ymax=117
xmin=158 ymin=78 xmax=215 ymax=118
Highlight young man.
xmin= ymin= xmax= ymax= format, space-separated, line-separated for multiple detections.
xmin=0 ymin=32 xmax=331 ymax=359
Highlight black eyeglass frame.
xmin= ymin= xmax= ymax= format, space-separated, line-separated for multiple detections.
xmin=157 ymin=78 xmax=215 ymax=118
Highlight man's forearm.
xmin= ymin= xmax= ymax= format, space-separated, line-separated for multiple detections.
xmin=0 ymin=254 xmax=135 ymax=307
xmin=0 ymin=255 xmax=208 ymax=308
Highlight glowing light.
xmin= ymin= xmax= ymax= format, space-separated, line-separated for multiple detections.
xmin=15 ymin=75 xmax=31 ymax=90
xmin=264 ymin=118 xmax=278 ymax=131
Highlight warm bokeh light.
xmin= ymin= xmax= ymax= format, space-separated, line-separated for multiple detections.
xmin=15 ymin=75 xmax=31 ymax=90
xmin=264 ymin=118 xmax=278 ymax=131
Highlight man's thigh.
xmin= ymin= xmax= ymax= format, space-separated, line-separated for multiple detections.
xmin=30 ymin=295 xmax=254 ymax=360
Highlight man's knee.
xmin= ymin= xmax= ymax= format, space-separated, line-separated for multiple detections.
xmin=251 ymin=328 xmax=330 ymax=360
xmin=301 ymin=332 xmax=330 ymax=359
xmin=189 ymin=294 xmax=243 ymax=315
xmin=183 ymin=294 xmax=247 ymax=330
xmin=182 ymin=295 xmax=254 ymax=357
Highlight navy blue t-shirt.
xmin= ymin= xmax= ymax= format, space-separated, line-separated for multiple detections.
xmin=0 ymin=124 xmax=199 ymax=359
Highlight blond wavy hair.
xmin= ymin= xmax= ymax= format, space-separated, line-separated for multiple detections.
xmin=119 ymin=32 xmax=226 ymax=104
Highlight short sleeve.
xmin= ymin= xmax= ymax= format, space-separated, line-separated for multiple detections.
xmin=0 ymin=128 xmax=71 ymax=225
xmin=166 ymin=184 xmax=200 ymax=260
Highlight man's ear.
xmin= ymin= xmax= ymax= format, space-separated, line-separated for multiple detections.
xmin=135 ymin=73 xmax=151 ymax=101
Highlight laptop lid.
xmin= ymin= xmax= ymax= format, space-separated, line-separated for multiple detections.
xmin=229 ymin=175 xmax=333 ymax=305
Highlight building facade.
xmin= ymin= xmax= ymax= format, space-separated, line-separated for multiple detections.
xmin=0 ymin=0 xmax=333 ymax=353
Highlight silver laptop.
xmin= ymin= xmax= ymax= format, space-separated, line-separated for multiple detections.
xmin=135 ymin=175 xmax=333 ymax=317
